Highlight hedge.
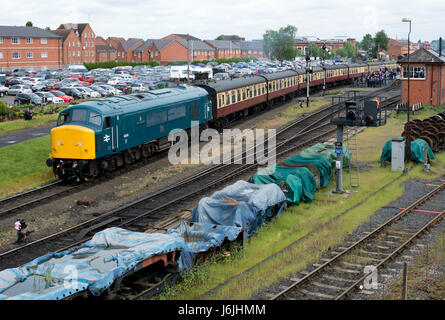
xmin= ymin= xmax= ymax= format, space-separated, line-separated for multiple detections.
xmin=83 ymin=60 xmax=160 ymax=70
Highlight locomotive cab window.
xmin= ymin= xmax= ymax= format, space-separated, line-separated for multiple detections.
xmin=104 ymin=116 xmax=111 ymax=129
xmin=72 ymin=109 xmax=87 ymax=123
xmin=88 ymin=111 xmax=102 ymax=127
xmin=57 ymin=112 xmax=70 ymax=125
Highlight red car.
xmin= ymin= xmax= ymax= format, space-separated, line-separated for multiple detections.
xmin=49 ymin=90 xmax=73 ymax=103
xmin=79 ymin=75 xmax=94 ymax=83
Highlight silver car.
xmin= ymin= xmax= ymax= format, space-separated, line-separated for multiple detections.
xmin=35 ymin=91 xmax=64 ymax=104
xmin=8 ymin=84 xmax=32 ymax=95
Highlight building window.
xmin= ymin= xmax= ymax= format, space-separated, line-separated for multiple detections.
xmin=92 ymin=52 xmax=94 ymax=56
xmin=41 ymin=52 xmax=48 ymax=58
xmin=118 ymin=52 xmax=121 ymax=57
xmin=0 ymin=52 xmax=3 ymax=59
xmin=12 ymin=37 xmax=20 ymax=44
xmin=26 ymin=52 xmax=33 ymax=58
xmin=155 ymin=51 xmax=158 ymax=56
xmin=78 ymin=42 xmax=80 ymax=47
xmin=41 ymin=38 xmax=47 ymax=44
xmin=402 ymin=66 xmax=425 ymax=79
xmin=26 ymin=38 xmax=33 ymax=44
xmin=0 ymin=37 xmax=3 ymax=44
xmin=78 ymin=51 xmax=80 ymax=57
xmin=73 ymin=42 xmax=75 ymax=47
xmin=12 ymin=52 xmax=20 ymax=59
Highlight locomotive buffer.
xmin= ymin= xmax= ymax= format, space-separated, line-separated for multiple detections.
xmin=330 ymin=97 xmax=387 ymax=193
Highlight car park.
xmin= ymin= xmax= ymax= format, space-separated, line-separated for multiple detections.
xmin=8 ymin=84 xmax=32 ymax=95
xmin=14 ymin=92 xmax=45 ymax=106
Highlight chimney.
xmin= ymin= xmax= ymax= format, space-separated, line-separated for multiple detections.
xmin=440 ymin=37 xmax=442 ymax=57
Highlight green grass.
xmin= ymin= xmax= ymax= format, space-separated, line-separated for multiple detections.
xmin=156 ymin=105 xmax=445 ymax=300
xmin=0 ymin=135 xmax=54 ymax=197
xmin=0 ymin=114 xmax=58 ymax=136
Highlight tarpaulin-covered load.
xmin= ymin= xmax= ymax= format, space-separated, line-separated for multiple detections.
xmin=251 ymin=166 xmax=317 ymax=204
xmin=191 ymin=180 xmax=286 ymax=237
xmin=284 ymin=155 xmax=332 ymax=188
xmin=0 ymin=228 xmax=184 ymax=300
xmin=298 ymin=143 xmax=351 ymax=168
xmin=380 ymin=138 xmax=435 ymax=163
xmin=167 ymin=221 xmax=243 ymax=270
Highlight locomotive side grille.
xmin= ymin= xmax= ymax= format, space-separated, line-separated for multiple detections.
xmin=96 ymin=134 xmax=102 ymax=154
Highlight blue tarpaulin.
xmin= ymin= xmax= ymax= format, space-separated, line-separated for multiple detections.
xmin=167 ymin=221 xmax=243 ymax=270
xmin=191 ymin=180 xmax=287 ymax=237
xmin=0 ymin=228 xmax=184 ymax=300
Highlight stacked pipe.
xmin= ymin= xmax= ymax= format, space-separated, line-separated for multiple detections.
xmin=402 ymin=113 xmax=445 ymax=152
xmin=396 ymin=102 xmax=423 ymax=114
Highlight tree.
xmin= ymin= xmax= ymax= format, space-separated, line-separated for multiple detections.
xmin=306 ymin=42 xmax=321 ymax=58
xmin=263 ymin=25 xmax=298 ymax=61
xmin=215 ymin=35 xmax=225 ymax=40
xmin=343 ymin=42 xmax=356 ymax=58
xmin=25 ymin=21 xmax=33 ymax=27
xmin=336 ymin=48 xmax=348 ymax=57
xmin=360 ymin=34 xmax=373 ymax=51
xmin=374 ymin=30 xmax=389 ymax=51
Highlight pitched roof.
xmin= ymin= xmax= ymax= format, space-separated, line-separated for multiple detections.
xmin=240 ymin=40 xmax=264 ymax=51
xmin=119 ymin=39 xmax=143 ymax=51
xmin=398 ymin=48 xmax=445 ymax=64
xmin=96 ymin=45 xmax=116 ymax=53
xmin=170 ymin=33 xmax=200 ymax=41
xmin=57 ymin=23 xmax=90 ymax=36
xmin=0 ymin=26 xmax=61 ymax=38
xmin=177 ymin=39 xmax=214 ymax=51
xmin=50 ymin=29 xmax=72 ymax=41
xmin=134 ymin=39 xmax=159 ymax=52
xmin=204 ymin=40 xmax=240 ymax=50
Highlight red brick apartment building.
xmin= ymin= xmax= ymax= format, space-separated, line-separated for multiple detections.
xmin=398 ymin=48 xmax=445 ymax=107
xmin=204 ymin=40 xmax=241 ymax=59
xmin=294 ymin=38 xmax=356 ymax=54
xmin=116 ymin=39 xmax=143 ymax=62
xmin=95 ymin=36 xmax=116 ymax=62
xmin=387 ymin=39 xmax=420 ymax=60
xmin=54 ymin=23 xmax=96 ymax=64
xmin=0 ymin=26 xmax=62 ymax=71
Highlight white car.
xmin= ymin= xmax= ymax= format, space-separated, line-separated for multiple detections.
xmin=80 ymin=86 xmax=101 ymax=98
xmin=107 ymin=77 xmax=123 ymax=86
xmin=98 ymin=85 xmax=122 ymax=95
xmin=8 ymin=84 xmax=32 ymax=95
xmin=0 ymin=85 xmax=8 ymax=97
xmin=34 ymin=91 xmax=63 ymax=104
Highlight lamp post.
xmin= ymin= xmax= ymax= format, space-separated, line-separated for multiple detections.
xmin=402 ymin=18 xmax=412 ymax=162
xmin=305 ymin=52 xmax=311 ymax=107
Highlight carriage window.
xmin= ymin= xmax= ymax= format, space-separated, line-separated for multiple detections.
xmin=243 ymin=90 xmax=246 ymax=99
xmin=72 ymin=109 xmax=87 ymax=122
xmin=88 ymin=111 xmax=102 ymax=127
xmin=231 ymin=94 xmax=235 ymax=103
xmin=147 ymin=110 xmax=167 ymax=127
xmin=168 ymin=105 xmax=186 ymax=121
xmin=226 ymin=95 xmax=230 ymax=105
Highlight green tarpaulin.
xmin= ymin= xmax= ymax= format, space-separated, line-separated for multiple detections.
xmin=297 ymin=143 xmax=352 ymax=168
xmin=284 ymin=155 xmax=332 ymax=188
xmin=251 ymin=166 xmax=317 ymax=204
xmin=380 ymin=138 xmax=435 ymax=163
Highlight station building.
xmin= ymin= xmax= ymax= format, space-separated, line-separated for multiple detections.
xmin=0 ymin=25 xmax=62 ymax=71
xmin=398 ymin=48 xmax=445 ymax=107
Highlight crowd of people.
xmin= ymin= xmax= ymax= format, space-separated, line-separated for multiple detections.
xmin=365 ymin=68 xmax=397 ymax=87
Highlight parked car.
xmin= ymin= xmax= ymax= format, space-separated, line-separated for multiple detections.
xmin=59 ymin=87 xmax=87 ymax=99
xmin=97 ymin=84 xmax=122 ymax=95
xmin=130 ymin=83 xmax=148 ymax=92
xmin=48 ymin=90 xmax=73 ymax=103
xmin=8 ymin=84 xmax=32 ymax=95
xmin=73 ymin=86 xmax=100 ymax=98
xmin=34 ymin=91 xmax=64 ymax=104
xmin=89 ymin=85 xmax=108 ymax=96
xmin=0 ymin=85 xmax=8 ymax=97
xmin=14 ymin=92 xmax=45 ymax=106
xmin=213 ymin=72 xmax=230 ymax=80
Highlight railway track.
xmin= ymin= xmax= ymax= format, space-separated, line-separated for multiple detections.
xmin=0 ymin=84 xmax=400 ymax=271
xmin=271 ymin=181 xmax=445 ymax=300
xmin=0 ymin=82 xmax=399 ymax=219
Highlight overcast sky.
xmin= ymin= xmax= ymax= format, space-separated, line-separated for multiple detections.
xmin=3 ymin=0 xmax=443 ymax=42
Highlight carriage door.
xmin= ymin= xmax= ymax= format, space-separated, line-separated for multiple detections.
xmin=106 ymin=116 xmax=119 ymax=152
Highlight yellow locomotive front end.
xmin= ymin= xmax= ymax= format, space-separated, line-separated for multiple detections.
xmin=50 ymin=124 xmax=96 ymax=160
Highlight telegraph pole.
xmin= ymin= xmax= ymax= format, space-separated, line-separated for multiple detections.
xmin=305 ymin=52 xmax=311 ymax=107
xmin=187 ymin=34 xmax=190 ymax=83
xmin=402 ymin=18 xmax=412 ymax=161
